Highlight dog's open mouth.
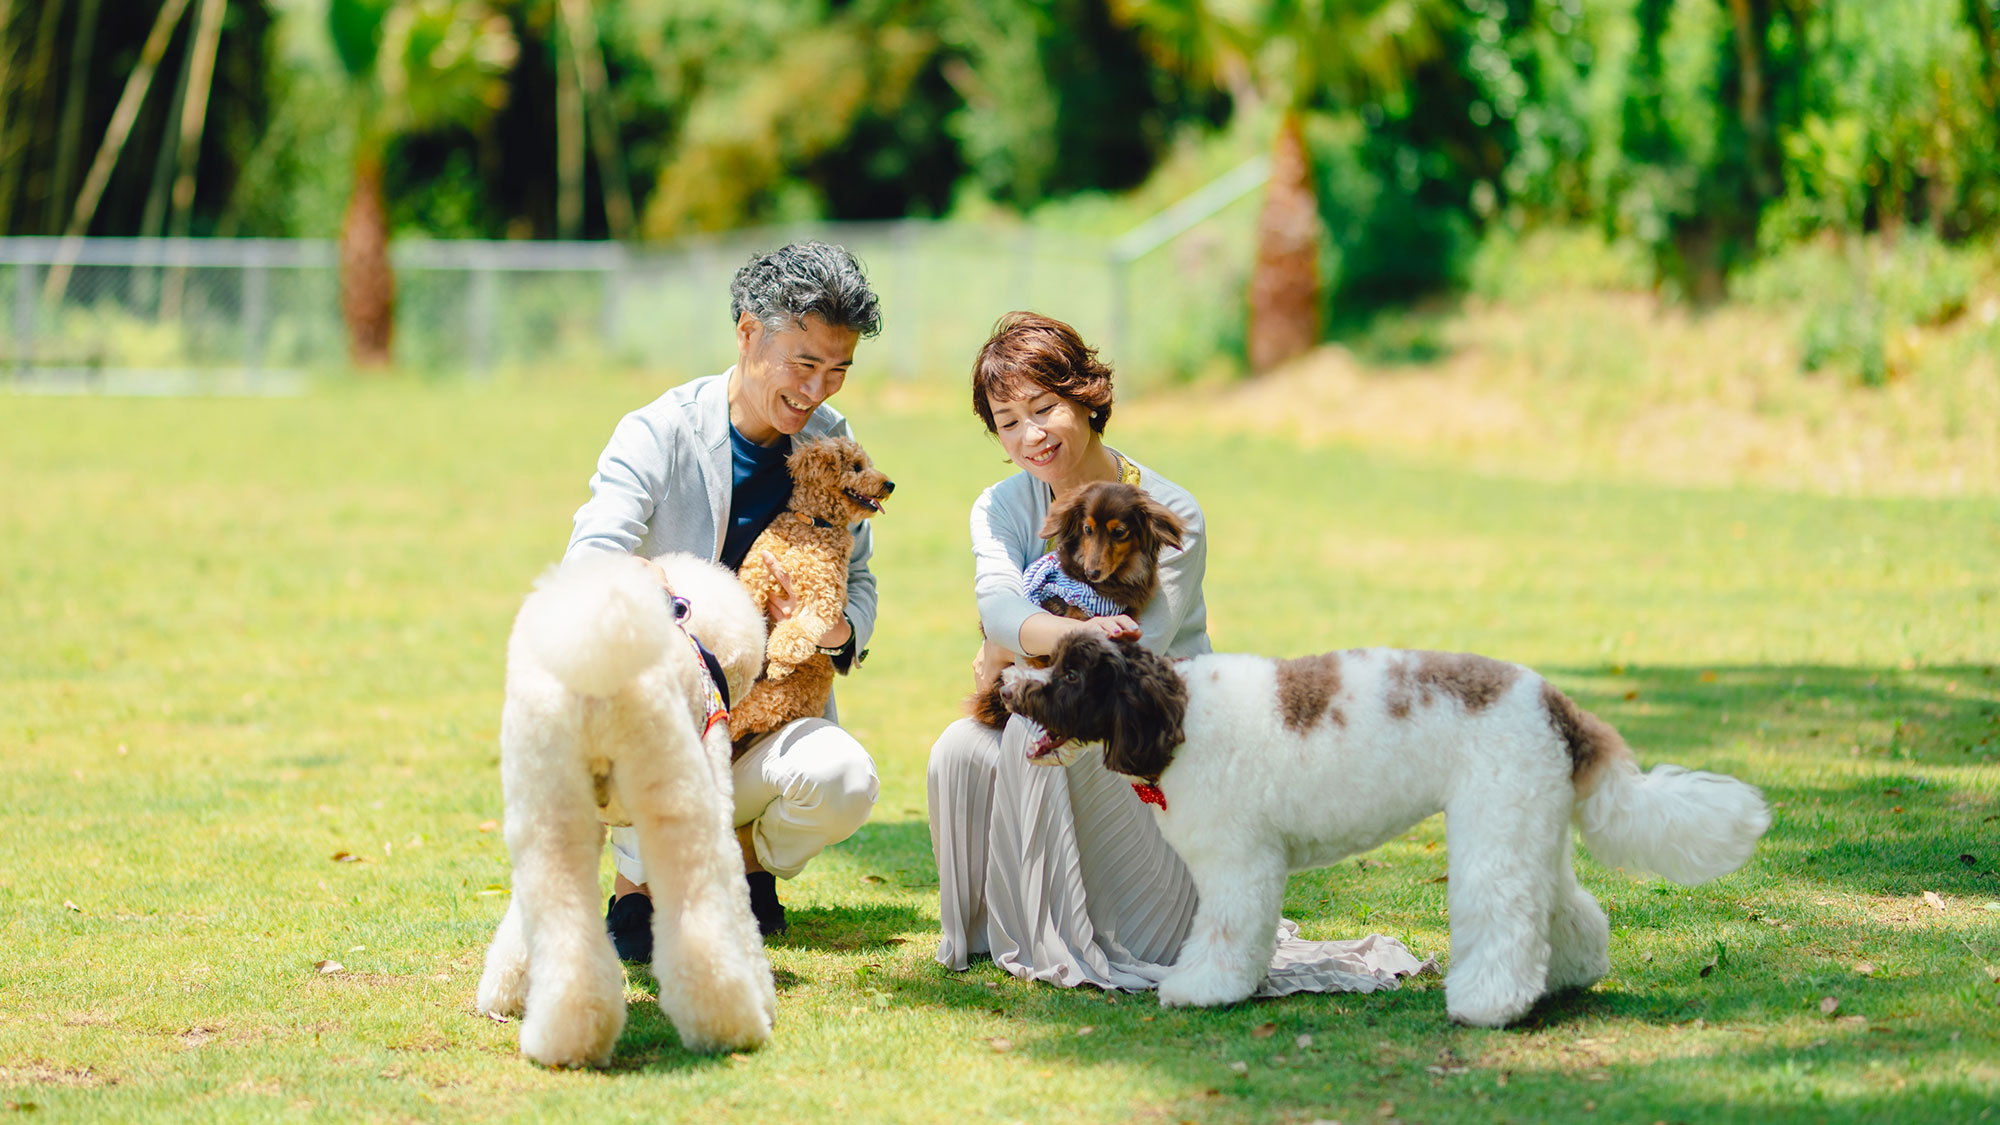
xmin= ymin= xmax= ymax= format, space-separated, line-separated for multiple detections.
xmin=845 ymin=488 xmax=886 ymax=514
xmin=1025 ymin=729 xmax=1071 ymax=761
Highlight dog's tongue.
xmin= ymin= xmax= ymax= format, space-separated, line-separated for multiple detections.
xmin=1027 ymin=731 xmax=1070 ymax=760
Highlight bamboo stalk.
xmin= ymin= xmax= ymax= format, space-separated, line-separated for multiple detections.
xmin=560 ymin=0 xmax=633 ymax=239
xmin=555 ymin=5 xmax=583 ymax=238
xmin=48 ymin=0 xmax=102 ymax=234
xmin=43 ymin=0 xmax=193 ymax=302
xmin=161 ymin=0 xmax=224 ymax=321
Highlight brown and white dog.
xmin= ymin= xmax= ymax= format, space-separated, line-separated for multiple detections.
xmin=1001 ymin=634 xmax=1770 ymax=1026
xmin=733 ymin=435 xmax=894 ymax=737
xmin=967 ymin=480 xmax=1183 ymax=728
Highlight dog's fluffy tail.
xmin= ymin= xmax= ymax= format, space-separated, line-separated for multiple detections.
xmin=1550 ymin=685 xmax=1769 ymax=885
xmin=1574 ymin=756 xmax=1770 ymax=885
xmin=517 ymin=553 xmax=676 ymax=697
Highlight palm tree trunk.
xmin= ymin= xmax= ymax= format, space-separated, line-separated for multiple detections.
xmin=1247 ymin=110 xmax=1320 ymax=373
xmin=340 ymin=151 xmax=395 ymax=367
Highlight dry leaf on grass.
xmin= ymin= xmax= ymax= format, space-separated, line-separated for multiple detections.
xmin=477 ymin=820 xmax=498 ymax=833
xmin=63 ymin=900 xmax=80 ymax=912
xmin=1251 ymin=1022 xmax=1278 ymax=1039
xmin=1923 ymin=891 xmax=1946 ymax=911
xmin=986 ymin=1038 xmax=1011 ymax=1052
xmin=1854 ymin=961 xmax=1877 ymax=975
xmin=1295 ymin=1033 xmax=1315 ymax=1049
xmin=1227 ymin=1061 xmax=1249 ymax=1076
xmin=1819 ymin=996 xmax=1840 ymax=1016
xmin=315 ymin=960 xmax=343 ymax=975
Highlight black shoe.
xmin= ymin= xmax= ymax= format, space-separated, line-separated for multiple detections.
xmin=746 ymin=871 xmax=787 ymax=937
xmin=606 ymin=893 xmax=653 ymax=963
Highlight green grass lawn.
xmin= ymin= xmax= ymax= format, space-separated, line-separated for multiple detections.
xmin=2 ymin=372 xmax=1995 ymax=1123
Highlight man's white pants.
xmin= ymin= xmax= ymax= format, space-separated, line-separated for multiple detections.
xmin=609 ymin=717 xmax=879 ymax=884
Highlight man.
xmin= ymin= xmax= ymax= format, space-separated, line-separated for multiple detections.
xmin=565 ymin=241 xmax=883 ymax=959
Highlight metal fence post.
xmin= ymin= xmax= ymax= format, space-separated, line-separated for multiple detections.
xmin=13 ymin=262 xmax=36 ymax=364
xmin=893 ymin=220 xmax=917 ymax=380
xmin=602 ymin=246 xmax=624 ymax=360
xmin=243 ymin=242 xmax=268 ymax=373
xmin=468 ymin=262 xmax=497 ymax=377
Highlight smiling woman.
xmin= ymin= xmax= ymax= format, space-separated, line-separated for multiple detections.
xmin=924 ymin=312 xmax=1435 ymax=996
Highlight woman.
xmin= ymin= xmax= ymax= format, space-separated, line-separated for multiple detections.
xmin=926 ymin=312 xmax=1432 ymax=993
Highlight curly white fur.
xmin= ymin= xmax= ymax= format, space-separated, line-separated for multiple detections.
xmin=474 ymin=552 xmax=776 ymax=1066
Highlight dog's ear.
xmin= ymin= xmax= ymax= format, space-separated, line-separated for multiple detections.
xmin=1135 ymin=493 xmax=1185 ymax=553
xmin=1038 ymin=491 xmax=1084 ymax=543
xmin=1100 ymin=637 xmax=1187 ymax=782
xmin=785 ymin=437 xmax=837 ymax=478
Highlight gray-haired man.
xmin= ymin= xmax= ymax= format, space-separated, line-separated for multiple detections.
xmin=566 ymin=241 xmax=884 ymax=959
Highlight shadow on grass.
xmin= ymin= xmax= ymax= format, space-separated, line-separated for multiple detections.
xmin=1550 ymin=662 xmax=2000 ymax=899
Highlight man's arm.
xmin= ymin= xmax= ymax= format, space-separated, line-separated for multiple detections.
xmin=831 ymin=517 xmax=876 ymax=672
xmin=566 ymin=410 xmax=678 ymax=561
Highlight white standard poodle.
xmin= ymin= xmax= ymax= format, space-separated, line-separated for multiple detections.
xmin=475 ymin=551 xmax=776 ymax=1067
xmin=1002 ymin=634 xmax=1771 ymax=1028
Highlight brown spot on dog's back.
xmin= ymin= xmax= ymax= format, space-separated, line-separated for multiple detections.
xmin=1275 ymin=653 xmax=1345 ymax=732
xmin=1384 ymin=658 xmax=1415 ymax=718
xmin=1541 ymin=681 xmax=1632 ymax=788
xmin=1414 ymin=651 xmax=1520 ymax=712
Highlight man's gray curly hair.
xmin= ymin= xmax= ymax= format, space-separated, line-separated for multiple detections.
xmin=729 ymin=241 xmax=883 ymax=338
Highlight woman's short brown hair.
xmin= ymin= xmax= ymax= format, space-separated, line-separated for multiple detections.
xmin=971 ymin=312 xmax=1114 ymax=435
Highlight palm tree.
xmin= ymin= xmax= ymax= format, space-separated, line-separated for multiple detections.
xmin=1113 ymin=0 xmax=1447 ymax=372
xmin=327 ymin=0 xmax=516 ymax=367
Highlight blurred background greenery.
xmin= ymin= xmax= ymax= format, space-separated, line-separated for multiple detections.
xmin=3 ymin=0 xmax=1999 ymax=387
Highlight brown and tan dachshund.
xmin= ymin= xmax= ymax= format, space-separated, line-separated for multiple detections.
xmin=967 ymin=480 xmax=1183 ymax=728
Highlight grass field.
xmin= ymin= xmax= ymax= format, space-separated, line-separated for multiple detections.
xmin=2 ymin=359 xmax=1996 ymax=1122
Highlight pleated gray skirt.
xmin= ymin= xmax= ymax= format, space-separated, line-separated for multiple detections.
xmin=926 ymin=716 xmax=1436 ymax=994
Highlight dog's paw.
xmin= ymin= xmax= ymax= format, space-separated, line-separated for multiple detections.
xmin=520 ymin=997 xmax=624 ymax=1069
xmin=475 ymin=972 xmax=527 ymax=1020
xmin=1157 ymin=966 xmax=1254 ymax=1009
xmin=763 ymin=659 xmax=798 ymax=682
xmin=767 ymin=636 xmax=816 ymax=667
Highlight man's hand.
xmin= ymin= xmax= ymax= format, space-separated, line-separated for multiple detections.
xmin=761 ymin=549 xmax=852 ymax=650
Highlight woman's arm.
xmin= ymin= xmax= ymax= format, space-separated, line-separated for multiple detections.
xmin=1130 ymin=480 xmax=1206 ymax=656
xmin=969 ymin=479 xmax=1046 ymax=657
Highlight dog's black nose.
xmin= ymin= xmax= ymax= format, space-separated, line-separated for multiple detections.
xmin=882 ymin=480 xmax=896 ymax=496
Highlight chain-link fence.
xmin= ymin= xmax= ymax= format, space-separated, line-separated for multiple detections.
xmin=0 ymin=169 xmax=1265 ymax=393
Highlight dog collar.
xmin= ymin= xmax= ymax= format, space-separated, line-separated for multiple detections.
xmin=1131 ymin=782 xmax=1166 ymax=810
xmin=796 ymin=512 xmax=841 ymax=530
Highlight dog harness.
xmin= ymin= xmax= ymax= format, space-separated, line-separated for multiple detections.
xmin=1021 ymin=552 xmax=1125 ymax=618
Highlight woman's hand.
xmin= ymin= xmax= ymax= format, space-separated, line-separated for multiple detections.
xmin=762 ymin=550 xmax=852 ymax=649
xmin=1017 ymin=610 xmax=1141 ymax=657
xmin=973 ymin=639 xmax=1014 ymax=690
xmin=1076 ymin=614 xmax=1140 ymax=642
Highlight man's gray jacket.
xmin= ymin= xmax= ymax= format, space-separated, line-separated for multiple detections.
xmin=564 ymin=370 xmax=879 ymax=677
